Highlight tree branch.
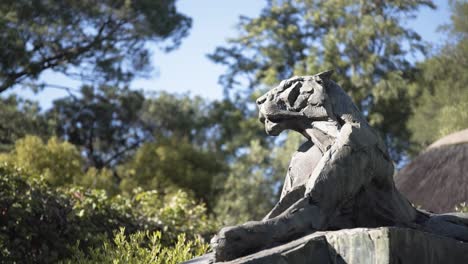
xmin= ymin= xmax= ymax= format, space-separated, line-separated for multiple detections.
xmin=0 ymin=18 xmax=123 ymax=93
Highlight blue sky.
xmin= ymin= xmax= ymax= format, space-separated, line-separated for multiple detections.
xmin=8 ymin=0 xmax=451 ymax=109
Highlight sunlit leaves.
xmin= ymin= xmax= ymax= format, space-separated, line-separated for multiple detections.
xmin=64 ymin=228 xmax=208 ymax=264
xmin=0 ymin=164 xmax=213 ymax=263
xmin=0 ymin=136 xmax=82 ymax=186
xmin=407 ymin=1 xmax=468 ymax=152
xmin=119 ymin=139 xmax=224 ymax=208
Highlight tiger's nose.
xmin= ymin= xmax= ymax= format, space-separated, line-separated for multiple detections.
xmin=256 ymin=94 xmax=267 ymax=105
xmin=258 ymin=111 xmax=266 ymax=123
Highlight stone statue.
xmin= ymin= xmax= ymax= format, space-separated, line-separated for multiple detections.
xmin=210 ymin=70 xmax=468 ymax=262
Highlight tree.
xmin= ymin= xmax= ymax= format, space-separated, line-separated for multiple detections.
xmin=408 ymin=0 xmax=468 ymax=152
xmin=0 ymin=135 xmax=83 ymax=186
xmin=0 ymin=95 xmax=50 ymax=152
xmin=209 ymin=0 xmax=435 ymax=162
xmin=214 ymin=140 xmax=276 ymax=225
xmin=47 ymin=85 xmax=146 ymax=169
xmin=141 ymin=92 xmax=265 ymax=155
xmin=0 ymin=135 xmax=122 ymax=192
xmin=0 ymin=0 xmax=191 ymax=93
xmin=140 ymin=92 xmax=218 ymax=148
xmin=118 ymin=138 xmax=225 ymax=208
xmin=214 ymin=134 xmax=304 ymax=225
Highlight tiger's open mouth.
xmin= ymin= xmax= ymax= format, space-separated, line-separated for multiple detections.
xmin=264 ymin=118 xmax=284 ymax=136
xmin=258 ymin=110 xmax=306 ymax=136
xmin=260 ymin=111 xmax=304 ymax=122
xmin=267 ymin=114 xmax=301 ymax=123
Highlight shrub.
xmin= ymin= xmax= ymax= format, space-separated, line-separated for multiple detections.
xmin=0 ymin=164 xmax=214 ymax=263
xmin=63 ymin=228 xmax=208 ymax=264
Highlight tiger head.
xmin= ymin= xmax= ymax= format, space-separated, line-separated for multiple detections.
xmin=256 ymin=70 xmax=335 ymax=136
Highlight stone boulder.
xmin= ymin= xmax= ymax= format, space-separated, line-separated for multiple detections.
xmin=184 ymin=227 xmax=468 ymax=264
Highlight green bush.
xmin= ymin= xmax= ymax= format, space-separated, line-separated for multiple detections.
xmin=133 ymin=189 xmax=216 ymax=243
xmin=0 ymin=164 xmax=214 ymax=263
xmin=0 ymin=136 xmax=83 ymax=186
xmin=0 ymin=135 xmax=117 ymax=192
xmin=0 ymin=164 xmax=76 ymax=262
xmin=63 ymin=228 xmax=208 ymax=264
xmin=118 ymin=139 xmax=225 ymax=207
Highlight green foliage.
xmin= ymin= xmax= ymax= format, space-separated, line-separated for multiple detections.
xmin=141 ymin=92 xmax=267 ymax=159
xmin=0 ymin=135 xmax=121 ymax=193
xmin=119 ymin=139 xmax=224 ymax=207
xmin=0 ymin=163 xmax=213 ymax=263
xmin=64 ymin=228 xmax=208 ymax=264
xmin=0 ymin=95 xmax=51 ymax=152
xmin=132 ymin=189 xmax=216 ymax=242
xmin=214 ymin=135 xmax=303 ymax=225
xmin=0 ymin=165 xmax=74 ymax=263
xmin=0 ymin=135 xmax=83 ymax=186
xmin=214 ymin=140 xmax=275 ymax=225
xmin=78 ymin=167 xmax=118 ymax=195
xmin=408 ymin=1 xmax=468 ymax=152
xmin=141 ymin=92 xmax=217 ymax=145
xmin=210 ymin=0 xmax=435 ymax=161
xmin=0 ymin=164 xmax=146 ymax=263
xmin=47 ymin=85 xmax=146 ymax=168
xmin=0 ymin=0 xmax=191 ymax=92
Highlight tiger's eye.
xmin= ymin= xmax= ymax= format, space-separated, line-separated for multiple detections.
xmin=268 ymin=93 xmax=274 ymax=101
xmin=300 ymin=82 xmax=314 ymax=93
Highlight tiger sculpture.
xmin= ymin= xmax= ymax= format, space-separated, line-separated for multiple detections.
xmin=210 ymin=70 xmax=468 ymax=262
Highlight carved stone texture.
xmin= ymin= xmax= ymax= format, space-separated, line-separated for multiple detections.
xmin=185 ymin=227 xmax=468 ymax=264
xmin=208 ymin=71 xmax=468 ymax=262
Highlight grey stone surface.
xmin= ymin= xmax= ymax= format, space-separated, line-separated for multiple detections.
xmin=203 ymin=71 xmax=468 ymax=262
xmin=186 ymin=227 xmax=468 ymax=264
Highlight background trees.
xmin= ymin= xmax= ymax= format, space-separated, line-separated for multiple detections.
xmin=407 ymin=0 xmax=468 ymax=152
xmin=0 ymin=0 xmax=191 ymax=92
xmin=47 ymin=85 xmax=146 ymax=168
xmin=0 ymin=95 xmax=50 ymax=151
xmin=118 ymin=138 xmax=225 ymax=207
xmin=0 ymin=135 xmax=83 ymax=186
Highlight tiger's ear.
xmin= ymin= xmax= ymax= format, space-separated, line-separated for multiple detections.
xmin=316 ymin=70 xmax=334 ymax=80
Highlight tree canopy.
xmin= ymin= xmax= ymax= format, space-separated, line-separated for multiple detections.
xmin=47 ymin=85 xmax=146 ymax=168
xmin=408 ymin=0 xmax=468 ymax=152
xmin=0 ymin=95 xmax=50 ymax=152
xmin=0 ymin=0 xmax=191 ymax=92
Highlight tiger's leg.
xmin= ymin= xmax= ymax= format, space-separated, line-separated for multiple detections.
xmin=212 ymin=147 xmax=340 ymax=262
xmin=262 ymin=185 xmax=305 ymax=220
xmin=212 ymin=196 xmax=327 ymax=262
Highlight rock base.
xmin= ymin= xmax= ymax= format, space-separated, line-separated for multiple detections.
xmin=184 ymin=227 xmax=468 ymax=264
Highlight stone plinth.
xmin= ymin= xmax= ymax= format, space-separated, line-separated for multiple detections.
xmin=184 ymin=227 xmax=468 ymax=264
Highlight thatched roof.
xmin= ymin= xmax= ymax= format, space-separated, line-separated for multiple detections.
xmin=395 ymin=129 xmax=468 ymax=213
xmin=428 ymin=128 xmax=468 ymax=149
